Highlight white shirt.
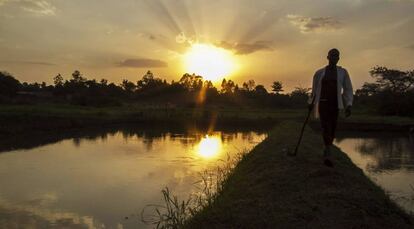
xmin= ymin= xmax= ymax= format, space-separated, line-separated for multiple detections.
xmin=308 ymin=65 xmax=354 ymax=118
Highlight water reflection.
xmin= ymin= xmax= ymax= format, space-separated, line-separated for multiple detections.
xmin=335 ymin=132 xmax=414 ymax=213
xmin=197 ymin=135 xmax=222 ymax=159
xmin=0 ymin=126 xmax=267 ymax=229
xmin=336 ymin=133 xmax=414 ymax=172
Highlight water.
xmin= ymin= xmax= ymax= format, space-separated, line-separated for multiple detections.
xmin=0 ymin=125 xmax=267 ymax=229
xmin=335 ymin=132 xmax=414 ymax=214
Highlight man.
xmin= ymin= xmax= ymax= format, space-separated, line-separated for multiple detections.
xmin=308 ymin=49 xmax=353 ymax=167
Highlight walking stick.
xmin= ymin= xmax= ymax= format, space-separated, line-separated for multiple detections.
xmin=291 ymin=98 xmax=315 ymax=156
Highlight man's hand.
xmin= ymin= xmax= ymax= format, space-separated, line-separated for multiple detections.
xmin=308 ymin=103 xmax=314 ymax=112
xmin=345 ymin=106 xmax=352 ymax=117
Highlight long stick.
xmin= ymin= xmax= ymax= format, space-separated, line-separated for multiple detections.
xmin=293 ymin=98 xmax=315 ymax=156
xmin=293 ymin=109 xmax=312 ymax=156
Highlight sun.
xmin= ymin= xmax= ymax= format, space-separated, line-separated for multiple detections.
xmin=183 ymin=43 xmax=237 ymax=82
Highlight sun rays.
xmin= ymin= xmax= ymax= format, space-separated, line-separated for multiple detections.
xmin=183 ymin=43 xmax=237 ymax=82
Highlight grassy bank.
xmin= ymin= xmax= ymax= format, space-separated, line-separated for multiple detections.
xmin=0 ymin=104 xmax=413 ymax=135
xmin=184 ymin=121 xmax=413 ymax=228
xmin=0 ymin=104 xmax=290 ymax=135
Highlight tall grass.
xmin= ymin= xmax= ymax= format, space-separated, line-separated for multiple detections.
xmin=141 ymin=151 xmax=247 ymax=229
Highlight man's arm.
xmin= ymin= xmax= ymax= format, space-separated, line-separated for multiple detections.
xmin=308 ymin=71 xmax=318 ymax=111
xmin=343 ymin=69 xmax=353 ymax=117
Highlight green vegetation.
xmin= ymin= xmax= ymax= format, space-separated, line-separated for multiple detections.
xmin=356 ymin=66 xmax=414 ymax=116
xmin=178 ymin=121 xmax=413 ymax=228
xmin=0 ymin=103 xmax=413 ymax=135
xmin=1 ymin=65 xmax=412 ymax=117
xmin=141 ymin=151 xmax=247 ymax=229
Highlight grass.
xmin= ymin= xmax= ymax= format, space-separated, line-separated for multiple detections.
xmin=167 ymin=121 xmax=413 ymax=228
xmin=0 ymin=103 xmax=413 ymax=136
xmin=141 ymin=152 xmax=248 ymax=229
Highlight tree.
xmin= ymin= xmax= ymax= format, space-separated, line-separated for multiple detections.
xmin=271 ymin=81 xmax=284 ymax=94
xmin=242 ymin=80 xmax=255 ymax=92
xmin=368 ymin=66 xmax=414 ymax=115
xmin=355 ymin=82 xmax=378 ymax=97
xmin=290 ymin=86 xmax=311 ymax=97
xmin=0 ymin=71 xmax=20 ymax=96
xmin=100 ymin=79 xmax=108 ymax=86
xmin=255 ymin=85 xmax=268 ymax=95
xmin=71 ymin=70 xmax=86 ymax=83
xmin=137 ymin=70 xmax=164 ymax=90
xmin=221 ymin=78 xmax=236 ymax=94
xmin=53 ymin=74 xmax=64 ymax=87
xmin=369 ymin=66 xmax=414 ymax=94
xmin=121 ymin=79 xmax=136 ymax=93
xmin=179 ymin=73 xmax=203 ymax=91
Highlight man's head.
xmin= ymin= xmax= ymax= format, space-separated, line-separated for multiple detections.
xmin=327 ymin=48 xmax=340 ymax=66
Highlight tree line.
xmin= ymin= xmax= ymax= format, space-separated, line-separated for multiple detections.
xmin=1 ymin=66 xmax=413 ymax=116
xmin=0 ymin=70 xmax=308 ymax=108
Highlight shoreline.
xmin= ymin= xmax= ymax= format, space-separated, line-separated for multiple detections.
xmin=1 ymin=104 xmax=413 ymax=136
xmin=184 ymin=121 xmax=413 ymax=228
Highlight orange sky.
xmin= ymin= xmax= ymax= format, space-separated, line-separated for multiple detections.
xmin=0 ymin=0 xmax=413 ymax=91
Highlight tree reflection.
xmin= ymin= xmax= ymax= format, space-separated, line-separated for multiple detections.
xmin=0 ymin=123 xmax=269 ymax=154
xmin=338 ymin=133 xmax=414 ymax=172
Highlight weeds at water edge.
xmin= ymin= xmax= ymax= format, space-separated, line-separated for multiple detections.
xmin=140 ymin=150 xmax=248 ymax=229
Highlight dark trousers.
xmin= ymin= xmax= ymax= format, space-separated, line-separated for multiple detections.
xmin=318 ymin=101 xmax=339 ymax=146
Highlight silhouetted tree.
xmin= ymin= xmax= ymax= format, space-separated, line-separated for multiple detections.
xmin=53 ymin=74 xmax=64 ymax=87
xmin=355 ymin=82 xmax=378 ymax=97
xmin=221 ymin=79 xmax=236 ymax=94
xmin=255 ymin=85 xmax=268 ymax=95
xmin=179 ymin=73 xmax=203 ymax=91
xmin=100 ymin=79 xmax=108 ymax=86
xmin=71 ymin=70 xmax=86 ymax=84
xmin=290 ymin=86 xmax=311 ymax=97
xmin=370 ymin=66 xmax=414 ymax=94
xmin=364 ymin=66 xmax=414 ymax=115
xmin=271 ymin=81 xmax=284 ymax=94
xmin=121 ymin=79 xmax=136 ymax=93
xmin=290 ymin=86 xmax=311 ymax=108
xmin=242 ymin=80 xmax=255 ymax=92
xmin=0 ymin=71 xmax=20 ymax=97
xmin=137 ymin=71 xmax=165 ymax=91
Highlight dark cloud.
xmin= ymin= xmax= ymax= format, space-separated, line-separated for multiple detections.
xmin=0 ymin=60 xmax=56 ymax=65
xmin=287 ymin=15 xmax=342 ymax=33
xmin=117 ymin=58 xmax=167 ymax=68
xmin=217 ymin=41 xmax=273 ymax=55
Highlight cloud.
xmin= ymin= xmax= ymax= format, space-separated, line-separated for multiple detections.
xmin=0 ymin=60 xmax=56 ymax=65
xmin=117 ymin=58 xmax=168 ymax=68
xmin=0 ymin=0 xmax=56 ymax=16
xmin=217 ymin=41 xmax=273 ymax=55
xmin=287 ymin=14 xmax=342 ymax=33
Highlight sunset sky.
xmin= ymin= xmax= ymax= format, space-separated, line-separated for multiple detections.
xmin=0 ymin=0 xmax=413 ymax=91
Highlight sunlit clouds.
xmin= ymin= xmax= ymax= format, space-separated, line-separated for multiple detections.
xmin=0 ymin=0 xmax=413 ymax=90
xmin=286 ymin=15 xmax=342 ymax=33
xmin=0 ymin=0 xmax=56 ymax=16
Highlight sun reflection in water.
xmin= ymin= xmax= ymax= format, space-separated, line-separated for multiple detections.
xmin=197 ymin=135 xmax=222 ymax=159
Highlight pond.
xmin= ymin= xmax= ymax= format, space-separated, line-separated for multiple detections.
xmin=0 ymin=125 xmax=268 ymax=229
xmin=2 ymin=125 xmax=413 ymax=228
xmin=335 ymin=132 xmax=414 ymax=214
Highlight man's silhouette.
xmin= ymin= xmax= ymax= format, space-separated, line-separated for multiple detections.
xmin=309 ymin=49 xmax=353 ymax=167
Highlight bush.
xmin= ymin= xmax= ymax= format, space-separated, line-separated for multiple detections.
xmin=0 ymin=71 xmax=20 ymax=97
